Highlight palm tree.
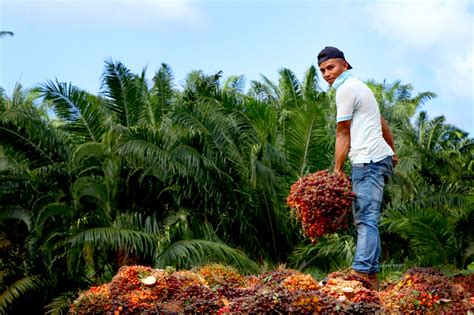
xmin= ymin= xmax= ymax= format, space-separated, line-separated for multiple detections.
xmin=0 ymin=64 xmax=263 ymax=313
xmin=279 ymin=66 xmax=334 ymax=176
xmin=0 ymin=84 xmax=74 ymax=314
xmin=242 ymin=66 xmax=336 ymax=261
xmin=2 ymin=61 xmax=472 ymax=313
xmin=380 ymin=107 xmax=473 ymax=268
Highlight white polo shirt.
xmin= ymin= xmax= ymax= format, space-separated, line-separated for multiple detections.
xmin=333 ymin=70 xmax=394 ymax=164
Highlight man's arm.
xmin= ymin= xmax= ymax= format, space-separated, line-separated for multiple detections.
xmin=381 ymin=116 xmax=398 ymax=167
xmin=334 ymin=120 xmax=351 ymax=175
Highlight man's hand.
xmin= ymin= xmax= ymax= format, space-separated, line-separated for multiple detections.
xmin=333 ymin=168 xmax=348 ymax=180
xmin=392 ymin=154 xmax=398 ymax=168
xmin=381 ymin=116 xmax=397 ymax=162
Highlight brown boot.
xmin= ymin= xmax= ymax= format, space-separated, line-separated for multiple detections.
xmin=350 ymin=270 xmax=380 ymax=291
xmin=350 ymin=269 xmax=370 ymax=278
xmin=368 ymin=273 xmax=380 ymax=291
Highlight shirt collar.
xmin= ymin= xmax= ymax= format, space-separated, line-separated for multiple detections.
xmin=332 ymin=70 xmax=353 ymax=90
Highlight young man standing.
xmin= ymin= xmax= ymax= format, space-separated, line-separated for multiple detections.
xmin=317 ymin=46 xmax=397 ymax=289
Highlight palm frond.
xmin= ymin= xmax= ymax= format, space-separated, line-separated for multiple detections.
xmin=289 ymin=234 xmax=355 ymax=273
xmin=71 ymin=142 xmax=106 ymax=170
xmin=72 ymin=176 xmax=108 ymax=206
xmin=117 ymin=126 xmax=189 ymax=179
xmin=170 ymin=104 xmax=247 ymax=174
xmin=248 ymin=80 xmax=279 ymax=103
xmin=381 ymin=204 xmax=454 ymax=265
xmin=412 ymin=91 xmax=437 ymax=107
xmin=143 ymin=214 xmax=162 ymax=234
xmin=415 ymin=111 xmax=429 ymax=146
xmin=425 ymin=116 xmax=447 ymax=151
xmin=40 ymin=80 xmax=106 ymax=142
xmin=70 ymin=226 xmax=159 ymax=257
xmin=284 ymin=101 xmax=331 ymax=176
xmin=302 ymin=65 xmax=321 ymax=102
xmin=0 ymin=206 xmax=32 ymax=231
xmin=260 ymin=74 xmax=281 ymax=100
xmin=223 ymin=75 xmax=245 ymax=93
xmin=156 ymin=239 xmax=260 ymax=274
xmin=389 ymin=181 xmax=470 ymax=212
xmin=1 ymin=83 xmax=29 ymax=111
xmin=44 ymin=291 xmax=77 ymax=315
xmin=0 ymin=106 xmax=70 ymax=167
xmin=151 ymin=63 xmax=175 ymax=122
xmin=0 ymin=275 xmax=51 ymax=314
xmin=181 ymin=70 xmax=222 ymax=102
xmin=249 ymin=143 xmax=285 ymax=193
xmin=279 ymin=68 xmax=303 ymax=108
xmin=35 ymin=202 xmax=72 ymax=234
xmin=101 ymin=59 xmax=142 ymax=127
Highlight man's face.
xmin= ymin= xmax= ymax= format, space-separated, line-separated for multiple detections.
xmin=318 ymin=58 xmax=349 ymax=86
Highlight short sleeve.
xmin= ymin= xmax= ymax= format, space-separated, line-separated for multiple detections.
xmin=335 ymin=84 xmax=358 ymax=122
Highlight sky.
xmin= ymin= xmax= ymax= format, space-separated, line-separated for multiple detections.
xmin=1 ymin=0 xmax=473 ymax=135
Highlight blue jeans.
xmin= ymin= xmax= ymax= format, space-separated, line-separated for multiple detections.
xmin=351 ymin=156 xmax=393 ymax=274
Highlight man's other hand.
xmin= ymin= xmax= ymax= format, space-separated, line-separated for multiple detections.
xmin=392 ymin=154 xmax=398 ymax=168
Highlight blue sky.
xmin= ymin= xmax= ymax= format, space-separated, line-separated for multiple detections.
xmin=1 ymin=0 xmax=473 ymax=134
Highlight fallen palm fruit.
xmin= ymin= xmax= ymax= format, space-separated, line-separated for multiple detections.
xmin=69 ymin=265 xmax=474 ymax=314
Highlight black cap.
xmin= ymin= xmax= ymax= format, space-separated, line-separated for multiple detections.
xmin=317 ymin=46 xmax=353 ymax=69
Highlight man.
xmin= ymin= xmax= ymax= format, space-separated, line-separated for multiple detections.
xmin=317 ymin=46 xmax=397 ymax=290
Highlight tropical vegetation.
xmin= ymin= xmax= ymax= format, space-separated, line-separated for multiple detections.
xmin=0 ymin=60 xmax=472 ymax=313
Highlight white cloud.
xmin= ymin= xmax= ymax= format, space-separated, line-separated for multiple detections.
xmin=108 ymin=0 xmax=203 ymax=25
xmin=153 ymin=1 xmax=201 ymax=23
xmin=3 ymin=0 xmax=204 ymax=26
xmin=368 ymin=0 xmax=474 ymax=102
xmin=371 ymin=0 xmax=472 ymax=49
xmin=433 ymin=49 xmax=474 ymax=101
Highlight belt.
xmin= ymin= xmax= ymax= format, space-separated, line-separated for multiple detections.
xmin=353 ymin=156 xmax=392 ymax=167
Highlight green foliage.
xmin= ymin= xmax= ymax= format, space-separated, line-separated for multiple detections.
xmin=41 ymin=80 xmax=106 ymax=143
xmin=289 ymin=234 xmax=355 ymax=274
xmin=374 ymin=81 xmax=474 ymax=269
xmin=156 ymin=239 xmax=260 ymax=274
xmin=44 ymin=292 xmax=77 ymax=315
xmin=0 ymin=275 xmax=52 ymax=314
xmin=0 ymin=207 xmax=32 ymax=231
xmin=0 ymin=62 xmax=472 ymax=313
